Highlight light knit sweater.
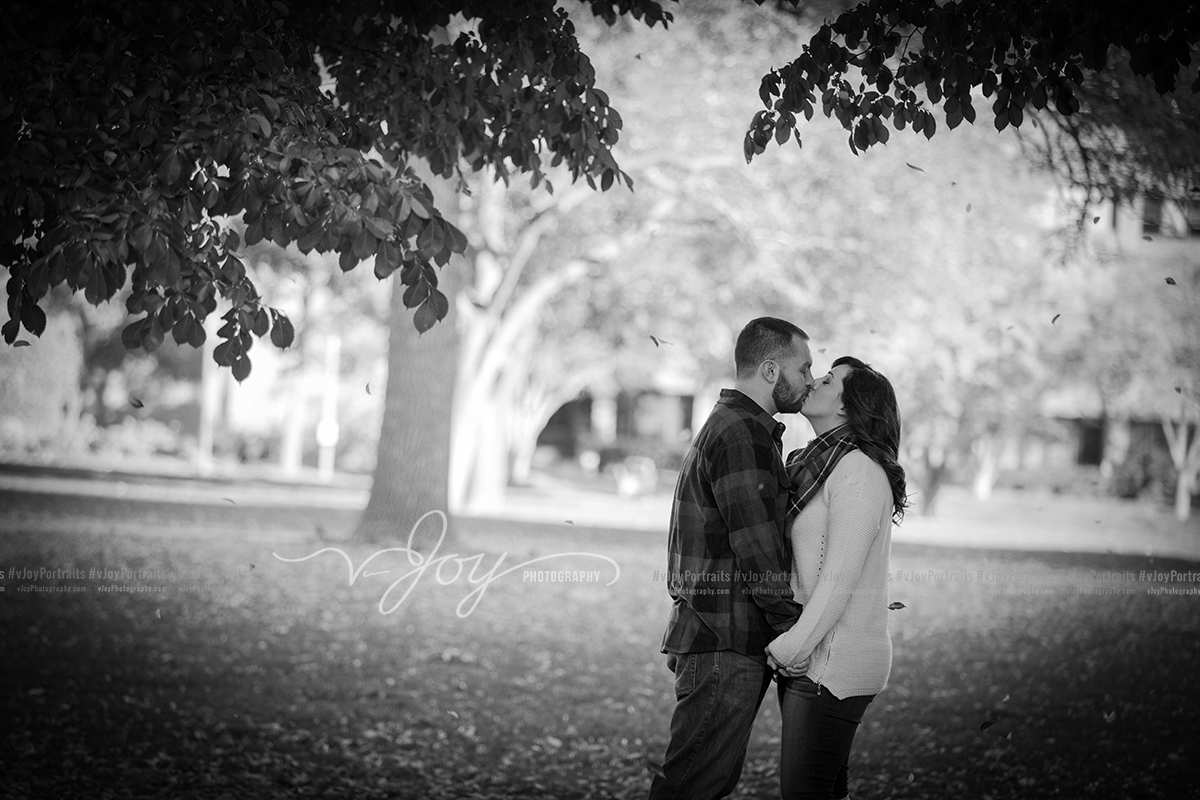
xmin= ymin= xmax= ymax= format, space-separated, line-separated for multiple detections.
xmin=766 ymin=450 xmax=893 ymax=699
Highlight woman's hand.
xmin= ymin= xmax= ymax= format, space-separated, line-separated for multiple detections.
xmin=766 ymin=651 xmax=810 ymax=679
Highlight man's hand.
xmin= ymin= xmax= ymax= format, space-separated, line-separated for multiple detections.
xmin=766 ymin=651 xmax=809 ymax=679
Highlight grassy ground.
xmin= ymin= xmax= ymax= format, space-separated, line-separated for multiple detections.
xmin=2 ymin=485 xmax=1200 ymax=799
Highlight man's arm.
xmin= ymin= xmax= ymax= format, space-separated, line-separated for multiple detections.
xmin=711 ymin=430 xmax=803 ymax=633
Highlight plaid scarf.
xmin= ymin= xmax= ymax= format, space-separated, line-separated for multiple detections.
xmin=785 ymin=423 xmax=857 ymax=519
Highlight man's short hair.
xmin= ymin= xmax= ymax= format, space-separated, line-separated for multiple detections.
xmin=734 ymin=317 xmax=808 ymax=379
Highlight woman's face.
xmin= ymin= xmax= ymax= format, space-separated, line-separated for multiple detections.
xmin=801 ymin=364 xmax=851 ymax=421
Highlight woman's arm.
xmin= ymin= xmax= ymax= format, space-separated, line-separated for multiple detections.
xmin=766 ymin=455 xmax=890 ymax=668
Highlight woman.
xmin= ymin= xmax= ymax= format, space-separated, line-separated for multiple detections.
xmin=765 ymin=356 xmax=908 ymax=800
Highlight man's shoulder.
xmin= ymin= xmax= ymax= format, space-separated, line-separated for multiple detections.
xmin=695 ymin=403 xmax=760 ymax=447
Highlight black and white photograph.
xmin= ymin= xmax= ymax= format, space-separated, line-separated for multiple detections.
xmin=2 ymin=1 xmax=1199 ymax=798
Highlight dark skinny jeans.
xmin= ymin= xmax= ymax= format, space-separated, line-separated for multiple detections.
xmin=777 ymin=675 xmax=875 ymax=799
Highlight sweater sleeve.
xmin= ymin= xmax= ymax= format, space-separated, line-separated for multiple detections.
xmin=766 ymin=454 xmax=890 ymax=667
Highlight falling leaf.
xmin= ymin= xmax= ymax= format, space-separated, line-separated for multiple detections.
xmin=907 ymin=772 xmax=915 ymax=783
xmin=448 ymin=710 xmax=459 ymax=719
xmin=1051 ymin=314 xmax=1061 ymax=325
xmin=1165 ymin=277 xmax=1176 ymax=285
xmin=366 ymin=382 xmax=372 ymax=394
xmin=906 ymin=163 xmax=926 ymax=173
xmin=635 ymin=53 xmax=643 ymax=60
xmin=950 ymin=181 xmax=957 ymax=186
xmin=650 ymin=335 xmax=673 ymax=347
xmin=223 ymin=497 xmax=236 ymax=504
xmin=1143 ymin=235 xmax=1153 ymax=241
xmin=130 ymin=397 xmax=144 ymax=409
xmin=1103 ymin=710 xmax=1116 ymax=723
xmin=155 ymin=608 xmax=161 ymax=619
xmin=818 ymin=348 xmax=827 ymax=353
xmin=249 ymin=563 xmax=255 ymax=569
xmin=888 ymin=601 xmax=906 ymax=610
xmin=1001 ymin=694 xmax=1010 ymax=703
xmin=1093 ymin=216 xmax=1101 ymax=224
xmin=966 ymin=203 xmax=972 ymax=212
xmin=1006 ymin=325 xmax=1014 ymax=331
xmin=13 ymin=340 xmax=31 ymax=348
xmin=564 ymin=520 xmax=575 ymax=525
xmin=980 ymin=717 xmax=1000 ymax=730
xmin=1176 ymin=387 xmax=1183 ymax=394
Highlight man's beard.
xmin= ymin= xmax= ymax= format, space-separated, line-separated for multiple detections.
xmin=774 ymin=372 xmax=807 ymax=414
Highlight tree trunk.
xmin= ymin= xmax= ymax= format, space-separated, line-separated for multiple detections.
xmin=449 ymin=261 xmax=588 ymax=510
xmin=918 ymin=446 xmax=949 ymax=516
xmin=971 ymin=432 xmax=999 ymax=502
xmin=354 ymin=166 xmax=463 ymax=547
xmin=1175 ymin=469 xmax=1194 ymax=522
xmin=196 ymin=314 xmax=221 ymax=476
xmin=1163 ymin=419 xmax=1200 ymax=523
xmin=279 ymin=376 xmax=307 ymax=476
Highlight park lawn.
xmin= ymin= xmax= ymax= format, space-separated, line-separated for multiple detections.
xmin=2 ymin=505 xmax=1199 ymax=799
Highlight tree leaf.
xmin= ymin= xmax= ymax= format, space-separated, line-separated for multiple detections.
xmin=249 ymin=113 xmax=271 ymax=138
xmin=403 ymin=278 xmax=430 ymax=309
xmin=252 ymin=307 xmax=269 ymax=336
xmin=352 ymin=228 xmax=377 ymax=259
xmin=20 ymin=301 xmax=46 ymax=337
xmin=245 ymin=218 xmax=264 ymax=246
xmin=231 ymin=356 xmax=252 ymax=382
xmin=270 ymin=314 xmax=295 ymax=349
xmin=375 ymin=240 xmax=401 ymax=279
xmin=412 ymin=289 xmax=449 ymax=334
xmin=121 ymin=318 xmax=147 ymax=350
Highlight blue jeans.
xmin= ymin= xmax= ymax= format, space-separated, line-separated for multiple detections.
xmin=777 ymin=676 xmax=874 ymax=799
xmin=648 ymin=650 xmax=774 ymax=800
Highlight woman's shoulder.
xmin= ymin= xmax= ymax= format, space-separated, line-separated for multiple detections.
xmin=830 ymin=449 xmax=889 ymax=489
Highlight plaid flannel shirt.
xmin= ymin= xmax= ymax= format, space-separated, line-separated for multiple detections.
xmin=660 ymin=390 xmax=804 ymax=660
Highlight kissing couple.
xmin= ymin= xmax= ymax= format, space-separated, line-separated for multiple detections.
xmin=649 ymin=316 xmax=908 ymax=800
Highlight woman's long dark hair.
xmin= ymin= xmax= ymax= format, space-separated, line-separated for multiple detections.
xmin=832 ymin=356 xmax=909 ymax=523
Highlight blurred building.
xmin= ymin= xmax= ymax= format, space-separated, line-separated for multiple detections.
xmin=1033 ymin=191 xmax=1199 ymax=502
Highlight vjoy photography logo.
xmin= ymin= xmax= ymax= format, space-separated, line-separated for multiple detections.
xmin=273 ymin=511 xmax=620 ymax=618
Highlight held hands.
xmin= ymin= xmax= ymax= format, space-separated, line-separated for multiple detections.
xmin=766 ymin=650 xmax=809 ymax=679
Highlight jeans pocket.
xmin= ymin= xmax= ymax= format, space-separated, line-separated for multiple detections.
xmin=783 ymin=675 xmax=819 ymax=698
xmin=673 ymin=653 xmax=697 ymax=699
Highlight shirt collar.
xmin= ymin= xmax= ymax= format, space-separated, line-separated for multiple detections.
xmin=719 ymin=389 xmax=786 ymax=443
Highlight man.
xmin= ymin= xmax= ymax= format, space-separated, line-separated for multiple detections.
xmin=648 ymin=317 xmax=815 ymax=800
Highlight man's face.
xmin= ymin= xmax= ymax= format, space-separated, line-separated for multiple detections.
xmin=771 ymin=337 xmax=814 ymax=414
